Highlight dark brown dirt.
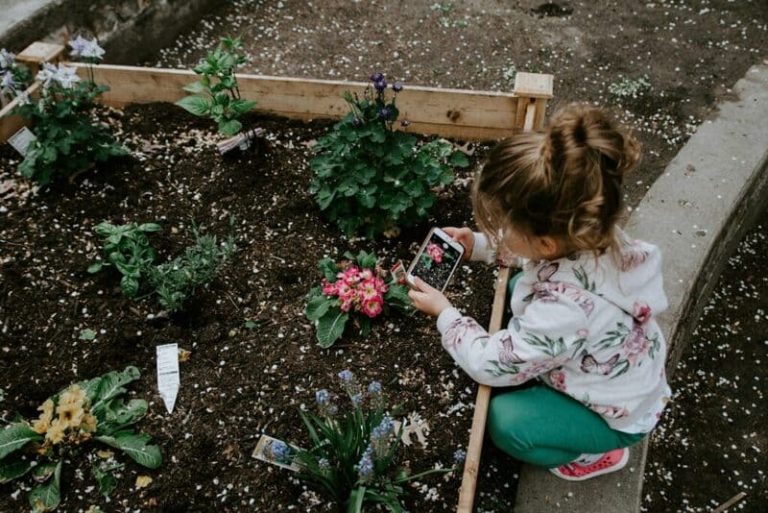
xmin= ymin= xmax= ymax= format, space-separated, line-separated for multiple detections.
xmin=0 ymin=103 xmax=510 ymax=512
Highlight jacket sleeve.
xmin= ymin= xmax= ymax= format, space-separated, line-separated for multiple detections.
xmin=471 ymin=232 xmax=526 ymax=268
xmin=436 ymin=294 xmax=588 ymax=386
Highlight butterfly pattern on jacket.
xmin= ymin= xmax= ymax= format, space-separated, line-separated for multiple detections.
xmin=522 ymin=262 xmax=596 ymax=317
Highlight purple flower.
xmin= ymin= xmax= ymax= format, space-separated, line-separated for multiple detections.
xmin=0 ymin=49 xmax=15 ymax=70
xmin=453 ymin=449 xmax=467 ymax=464
xmin=356 ymin=446 xmax=375 ymax=482
xmin=0 ymin=71 xmax=15 ymax=93
xmin=318 ymin=458 xmax=331 ymax=471
xmin=367 ymin=381 xmax=382 ymax=395
xmin=370 ymin=72 xmax=384 ymax=82
xmin=378 ymin=107 xmax=392 ymax=120
xmin=400 ymin=120 xmax=411 ymax=127
xmin=392 ymin=81 xmax=403 ymax=92
xmin=68 ymin=35 xmax=90 ymax=57
xmin=338 ymin=370 xmax=354 ymax=383
xmin=351 ymin=393 xmax=363 ymax=407
xmin=315 ymin=389 xmax=330 ymax=405
xmin=374 ymin=79 xmax=387 ymax=92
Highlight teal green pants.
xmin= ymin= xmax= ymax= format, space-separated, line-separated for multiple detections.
xmin=489 ymin=272 xmax=644 ymax=468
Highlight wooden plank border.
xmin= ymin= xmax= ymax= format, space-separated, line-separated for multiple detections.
xmin=456 ymin=82 xmax=548 ymax=512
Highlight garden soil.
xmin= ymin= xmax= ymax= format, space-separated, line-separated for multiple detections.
xmin=1 ymin=1 xmax=768 ymax=512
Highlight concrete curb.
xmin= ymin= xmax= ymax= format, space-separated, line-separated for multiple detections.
xmin=0 ymin=0 xmax=218 ymax=64
xmin=515 ymin=62 xmax=768 ymax=513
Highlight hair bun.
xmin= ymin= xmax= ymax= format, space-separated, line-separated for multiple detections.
xmin=548 ymin=103 xmax=641 ymax=177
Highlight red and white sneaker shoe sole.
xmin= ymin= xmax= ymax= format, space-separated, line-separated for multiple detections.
xmin=548 ymin=448 xmax=630 ymax=482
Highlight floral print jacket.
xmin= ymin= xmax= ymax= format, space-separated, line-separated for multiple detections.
xmin=436 ymin=231 xmax=672 ymax=433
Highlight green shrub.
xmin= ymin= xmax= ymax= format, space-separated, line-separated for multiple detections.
xmin=309 ymin=73 xmax=469 ymax=238
xmin=12 ymin=38 xmax=128 ymax=186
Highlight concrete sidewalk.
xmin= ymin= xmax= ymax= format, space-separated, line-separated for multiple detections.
xmin=515 ymin=61 xmax=768 ymax=513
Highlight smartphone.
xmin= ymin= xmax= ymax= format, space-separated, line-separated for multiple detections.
xmin=407 ymin=227 xmax=465 ymax=292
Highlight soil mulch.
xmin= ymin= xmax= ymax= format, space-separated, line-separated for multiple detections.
xmin=0 ymin=102 xmax=519 ymax=512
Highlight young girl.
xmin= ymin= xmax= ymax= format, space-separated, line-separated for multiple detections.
xmin=408 ymin=104 xmax=671 ymax=481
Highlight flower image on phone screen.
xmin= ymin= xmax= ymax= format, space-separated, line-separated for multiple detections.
xmin=409 ymin=231 xmax=463 ymax=291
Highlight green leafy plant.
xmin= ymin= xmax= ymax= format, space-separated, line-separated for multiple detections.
xmin=88 ymin=221 xmax=160 ymax=297
xmin=176 ymin=37 xmax=256 ymax=136
xmin=89 ymin=220 xmax=235 ymax=312
xmin=0 ymin=366 xmax=161 ymax=512
xmin=11 ymin=38 xmax=128 ymax=186
xmin=309 ymin=72 xmax=470 ymax=238
xmin=305 ymin=251 xmax=411 ymax=348
xmin=284 ymin=370 xmax=459 ymax=512
xmin=147 ymin=226 xmax=236 ymax=311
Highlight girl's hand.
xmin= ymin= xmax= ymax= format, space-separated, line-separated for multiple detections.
xmin=408 ymin=277 xmax=452 ymax=317
xmin=443 ymin=226 xmax=474 ymax=261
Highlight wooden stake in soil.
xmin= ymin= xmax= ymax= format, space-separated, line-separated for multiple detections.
xmin=711 ymin=492 xmax=747 ymax=513
xmin=456 ymin=74 xmax=550 ymax=512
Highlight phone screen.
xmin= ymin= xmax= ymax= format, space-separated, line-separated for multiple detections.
xmin=409 ymin=230 xmax=463 ymax=292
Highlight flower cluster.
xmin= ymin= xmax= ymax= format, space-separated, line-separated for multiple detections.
xmin=36 ymin=63 xmax=81 ymax=90
xmin=32 ymin=384 xmax=98 ymax=447
xmin=68 ymin=35 xmax=105 ymax=61
xmin=426 ymin=243 xmax=444 ymax=264
xmin=322 ymin=265 xmax=389 ymax=318
xmin=0 ymin=48 xmax=31 ymax=97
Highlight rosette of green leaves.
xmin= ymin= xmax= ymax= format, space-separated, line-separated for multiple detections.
xmin=176 ymin=37 xmax=256 ymax=136
xmin=13 ymin=72 xmax=128 ymax=187
xmin=293 ymin=375 xmax=454 ymax=513
xmin=89 ymin=221 xmax=161 ymax=297
xmin=0 ymin=366 xmax=161 ymax=512
xmin=305 ymin=251 xmax=411 ymax=348
xmin=309 ymin=82 xmax=470 ymax=238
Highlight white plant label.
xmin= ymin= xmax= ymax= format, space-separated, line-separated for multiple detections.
xmin=252 ymin=435 xmax=301 ymax=472
xmin=156 ymin=343 xmax=180 ymax=414
xmin=8 ymin=127 xmax=37 ymax=157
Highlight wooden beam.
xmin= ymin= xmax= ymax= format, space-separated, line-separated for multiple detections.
xmin=0 ymin=83 xmax=39 ymax=143
xmin=456 ymin=98 xmax=543 ymax=513
xmin=456 ymin=266 xmax=510 ymax=513
xmin=16 ymin=42 xmax=66 ymax=74
xmin=61 ymin=63 xmax=552 ymax=140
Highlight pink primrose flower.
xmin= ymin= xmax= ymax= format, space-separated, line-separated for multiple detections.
xmin=322 ymin=280 xmax=337 ymax=296
xmin=362 ymin=298 xmax=384 ymax=318
xmin=360 ymin=269 xmax=373 ymax=281
xmin=426 ymin=243 xmax=444 ymax=264
xmin=359 ymin=280 xmax=381 ymax=301
xmin=374 ymin=277 xmax=388 ymax=294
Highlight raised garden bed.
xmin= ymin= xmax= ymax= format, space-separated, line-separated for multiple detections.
xmin=0 ymin=52 xmax=551 ymax=511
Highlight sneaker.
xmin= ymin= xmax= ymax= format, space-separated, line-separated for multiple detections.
xmin=549 ymin=448 xmax=629 ymax=481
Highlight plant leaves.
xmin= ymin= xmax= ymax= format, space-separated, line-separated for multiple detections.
xmin=317 ymin=258 xmax=339 ymax=282
xmin=96 ymin=432 xmax=162 ymax=469
xmin=0 ymin=423 xmax=42 ymax=460
xmin=87 ymin=262 xmax=104 ymax=274
xmin=305 ymin=294 xmax=332 ymax=322
xmin=91 ymin=366 xmax=141 ymax=416
xmin=218 ymin=118 xmax=242 ymax=136
xmin=182 ymin=81 xmax=207 ymax=94
xmin=0 ymin=458 xmax=34 ymax=484
xmin=92 ymin=461 xmax=118 ymax=498
xmin=32 ymin=462 xmax=58 ymax=483
xmin=448 ymin=151 xmax=470 ymax=168
xmin=176 ymin=95 xmax=212 ymax=117
xmin=27 ymin=461 xmax=61 ymax=513
xmin=315 ymin=309 xmax=348 ymax=348
xmin=99 ymin=398 xmax=149 ymax=435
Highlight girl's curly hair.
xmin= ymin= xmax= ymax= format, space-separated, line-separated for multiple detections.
xmin=473 ymin=103 xmax=641 ymax=254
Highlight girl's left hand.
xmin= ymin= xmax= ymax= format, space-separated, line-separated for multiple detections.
xmin=408 ymin=277 xmax=452 ymax=317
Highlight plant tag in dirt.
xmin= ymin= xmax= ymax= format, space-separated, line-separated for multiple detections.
xmin=156 ymin=343 xmax=180 ymax=414
xmin=8 ymin=126 xmax=37 ymax=157
xmin=407 ymin=227 xmax=464 ymax=292
xmin=252 ymin=435 xmax=301 ymax=472
xmin=390 ymin=259 xmax=407 ymax=285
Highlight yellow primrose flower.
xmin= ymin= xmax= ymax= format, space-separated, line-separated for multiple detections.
xmin=59 ymin=384 xmax=86 ymax=406
xmin=45 ymin=418 xmax=66 ymax=445
xmin=32 ymin=399 xmax=55 ymax=434
xmin=57 ymin=400 xmax=85 ymax=428
xmin=81 ymin=413 xmax=98 ymax=433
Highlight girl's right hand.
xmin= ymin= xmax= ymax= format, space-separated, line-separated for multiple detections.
xmin=443 ymin=227 xmax=474 ymax=261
